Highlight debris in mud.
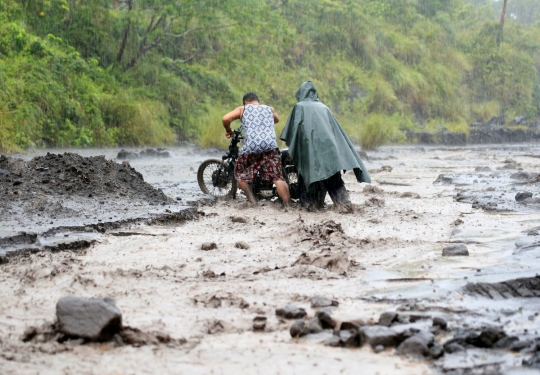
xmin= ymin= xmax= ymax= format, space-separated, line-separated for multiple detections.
xmin=442 ymin=244 xmax=469 ymax=256
xmin=464 ymin=276 xmax=540 ymax=298
xmin=200 ymin=242 xmax=218 ymax=251
xmin=364 ymin=197 xmax=385 ymax=207
xmin=117 ymin=148 xmax=174 ymax=159
xmin=303 ymin=220 xmax=343 ymax=241
xmin=231 ymin=216 xmax=248 ymax=223
xmin=369 ymin=165 xmax=393 ymax=174
xmin=276 ymin=304 xmax=307 ymax=319
xmin=292 ymin=250 xmax=349 ymax=274
xmin=363 ymin=185 xmax=383 ymax=194
xmin=399 ymin=192 xmax=420 ymax=199
xmin=235 ymin=241 xmax=250 ymax=249
xmin=56 ymin=296 xmax=122 ymax=341
xmin=194 ymin=292 xmax=249 ymax=309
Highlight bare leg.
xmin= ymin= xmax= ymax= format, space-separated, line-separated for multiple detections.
xmin=237 ymin=180 xmax=257 ymax=205
xmin=274 ymin=180 xmax=291 ymax=207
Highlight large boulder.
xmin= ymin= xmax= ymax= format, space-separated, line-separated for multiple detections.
xmin=56 ymin=296 xmax=122 ymax=341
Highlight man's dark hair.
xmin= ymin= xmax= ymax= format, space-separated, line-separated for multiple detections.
xmin=242 ymin=92 xmax=259 ymax=104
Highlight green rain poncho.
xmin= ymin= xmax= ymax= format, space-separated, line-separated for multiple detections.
xmin=280 ymin=81 xmax=371 ymax=189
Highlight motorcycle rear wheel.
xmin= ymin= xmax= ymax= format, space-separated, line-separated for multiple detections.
xmin=197 ymin=159 xmax=237 ymax=199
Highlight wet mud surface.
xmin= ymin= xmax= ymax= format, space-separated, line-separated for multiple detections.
xmin=2 ymin=144 xmax=540 ymax=374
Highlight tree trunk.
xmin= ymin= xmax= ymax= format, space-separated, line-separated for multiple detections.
xmin=497 ymin=0 xmax=508 ymax=47
xmin=116 ymin=0 xmax=133 ymax=63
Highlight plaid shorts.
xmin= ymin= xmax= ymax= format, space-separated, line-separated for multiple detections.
xmin=234 ymin=149 xmax=284 ymax=183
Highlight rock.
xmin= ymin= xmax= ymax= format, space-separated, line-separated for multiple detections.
xmin=360 ymin=326 xmax=404 ymax=348
xmin=276 ymin=305 xmax=307 ymax=319
xmin=290 ymin=319 xmax=308 ymax=338
xmin=465 ymin=275 xmax=540 ymax=298
xmin=510 ymin=172 xmax=532 ymax=180
xmin=516 ymin=192 xmax=533 ymax=202
xmin=430 ymin=343 xmax=445 ymax=359
xmin=324 ymin=335 xmax=341 ymax=347
xmin=493 ymin=336 xmax=519 ymax=349
xmin=363 ymin=185 xmax=383 ymax=194
xmin=316 ymin=308 xmax=336 ymax=329
xmin=140 ymin=148 xmax=158 ymax=157
xmin=306 ymin=318 xmax=323 ymax=334
xmin=514 ymin=116 xmax=525 ymax=125
xmin=293 ymin=250 xmax=349 ymax=274
xmin=339 ymin=318 xmax=366 ymax=331
xmin=444 ymin=342 xmax=465 ymax=353
xmin=509 ymin=339 xmax=534 ymax=352
xmin=379 ymin=312 xmax=397 ymax=327
xmin=475 ymin=166 xmax=492 ymax=172
xmin=433 ymin=316 xmax=447 ymax=330
xmin=339 ymin=329 xmax=363 ymax=348
xmin=56 ymin=296 xmax=122 ymax=341
xmin=523 ymin=352 xmax=540 ymax=369
xmin=476 ymin=327 xmax=506 ymax=348
xmin=231 ymin=216 xmax=247 ymax=223
xmin=157 ymin=150 xmax=174 ymax=158
xmin=253 ymin=316 xmax=267 ymax=331
xmin=118 ymin=327 xmax=172 ymax=347
xmin=13 ymin=179 xmax=22 ymax=186
xmin=397 ymin=332 xmax=434 ymax=358
xmin=399 ymin=192 xmax=421 ymax=199
xmin=201 ymin=242 xmax=218 ymax=251
xmin=310 ymin=295 xmax=338 ymax=308
xmin=235 ymin=241 xmax=250 ymax=250
xmin=374 ymin=345 xmax=385 ymax=353
xmin=442 ymin=244 xmax=469 ymax=256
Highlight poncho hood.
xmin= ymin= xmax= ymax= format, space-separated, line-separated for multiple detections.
xmin=280 ymin=83 xmax=371 ymax=188
xmin=295 ymin=81 xmax=319 ymax=102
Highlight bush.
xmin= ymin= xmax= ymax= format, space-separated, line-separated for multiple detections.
xmin=357 ymin=113 xmax=405 ymax=150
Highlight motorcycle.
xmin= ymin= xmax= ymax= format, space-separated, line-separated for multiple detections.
xmin=197 ymin=129 xmax=300 ymax=201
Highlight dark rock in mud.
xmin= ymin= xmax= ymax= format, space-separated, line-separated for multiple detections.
xmin=444 ymin=342 xmax=465 ymax=353
xmin=324 ymin=335 xmax=341 ymax=347
xmin=374 ymin=344 xmax=385 ymax=353
xmin=118 ymin=326 xmax=174 ymax=347
xmin=516 ymin=192 xmax=534 ymax=202
xmin=339 ymin=329 xmax=360 ymax=347
xmin=493 ymin=336 xmax=519 ymax=349
xmin=56 ymin=296 xmax=122 ymax=341
xmin=360 ymin=326 xmax=404 ymax=348
xmin=379 ymin=312 xmax=398 ymax=327
xmin=200 ymin=242 xmax=218 ymax=251
xmin=397 ymin=331 xmax=434 ymax=358
xmin=253 ymin=316 xmax=267 ymax=331
xmin=234 ymin=241 xmax=250 ymax=250
xmin=290 ymin=319 xmax=308 ymax=338
xmin=306 ymin=318 xmax=323 ymax=334
xmin=465 ymin=275 xmax=540 ymax=298
xmin=523 ymin=352 xmax=540 ymax=369
xmin=476 ymin=327 xmax=506 ymax=348
xmin=509 ymin=339 xmax=534 ymax=352
xmin=442 ymin=244 xmax=469 ymax=256
xmin=117 ymin=150 xmax=140 ymax=160
xmin=339 ymin=319 xmax=366 ymax=331
xmin=276 ymin=305 xmax=307 ymax=319
xmin=433 ymin=316 xmax=448 ymax=330
xmin=316 ymin=308 xmax=336 ymax=329
xmin=311 ymin=295 xmax=338 ymax=308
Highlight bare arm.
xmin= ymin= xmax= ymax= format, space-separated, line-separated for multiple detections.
xmin=271 ymin=107 xmax=279 ymax=124
xmin=222 ymin=106 xmax=243 ymax=135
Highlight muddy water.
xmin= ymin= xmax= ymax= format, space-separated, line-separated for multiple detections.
xmin=2 ymin=144 xmax=540 ymax=374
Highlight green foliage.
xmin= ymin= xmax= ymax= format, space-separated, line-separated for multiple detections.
xmin=356 ymin=113 xmax=406 ymax=150
xmin=0 ymin=0 xmax=540 ymax=151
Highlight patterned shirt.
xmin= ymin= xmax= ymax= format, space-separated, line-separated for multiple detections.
xmin=239 ymin=104 xmax=278 ymax=155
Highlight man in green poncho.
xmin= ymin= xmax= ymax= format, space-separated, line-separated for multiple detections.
xmin=280 ymin=81 xmax=371 ymax=212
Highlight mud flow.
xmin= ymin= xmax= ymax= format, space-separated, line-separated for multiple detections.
xmin=2 ymin=144 xmax=540 ymax=374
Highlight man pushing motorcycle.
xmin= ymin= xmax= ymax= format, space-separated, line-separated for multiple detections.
xmin=222 ymin=92 xmax=291 ymax=208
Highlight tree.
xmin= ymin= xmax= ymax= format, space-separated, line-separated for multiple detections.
xmin=497 ymin=0 xmax=508 ymax=47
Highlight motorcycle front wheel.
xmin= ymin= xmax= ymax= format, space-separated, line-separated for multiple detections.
xmin=197 ymin=159 xmax=237 ymax=199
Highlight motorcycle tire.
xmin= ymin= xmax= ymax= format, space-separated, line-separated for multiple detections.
xmin=284 ymin=166 xmax=300 ymax=200
xmin=197 ymin=159 xmax=237 ymax=199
